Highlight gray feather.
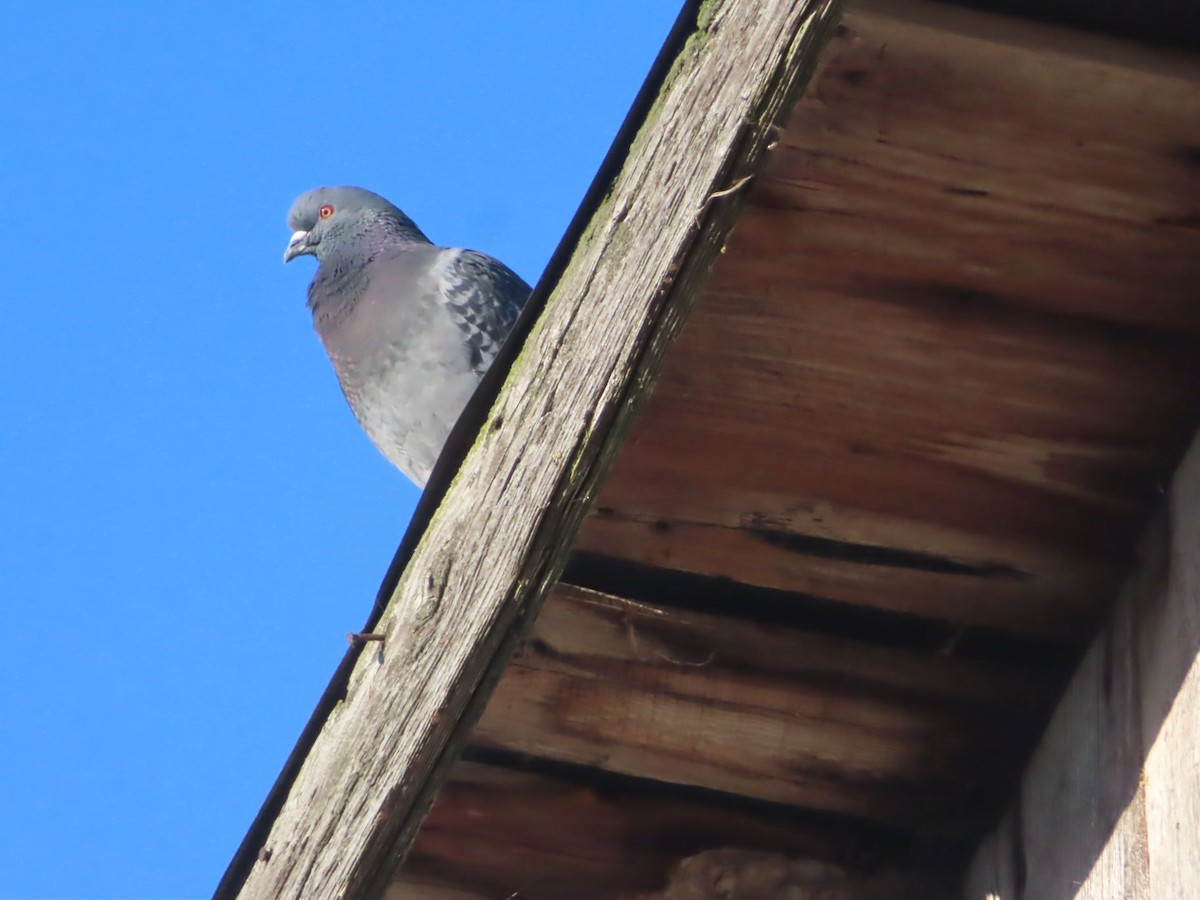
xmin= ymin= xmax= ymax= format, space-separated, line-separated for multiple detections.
xmin=441 ymin=250 xmax=527 ymax=374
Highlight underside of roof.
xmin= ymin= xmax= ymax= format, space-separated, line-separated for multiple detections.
xmin=219 ymin=1 xmax=1200 ymax=897
xmin=939 ymin=0 xmax=1200 ymax=49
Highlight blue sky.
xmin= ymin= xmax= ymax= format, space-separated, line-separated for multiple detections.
xmin=0 ymin=3 xmax=679 ymax=896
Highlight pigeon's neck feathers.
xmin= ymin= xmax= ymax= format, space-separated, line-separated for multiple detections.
xmin=372 ymin=207 xmax=431 ymax=247
xmin=306 ymin=210 xmax=431 ymax=329
xmin=323 ymin=207 xmax=432 ymax=261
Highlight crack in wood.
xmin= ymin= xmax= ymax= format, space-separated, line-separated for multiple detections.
xmin=458 ymin=743 xmax=956 ymax=865
xmin=563 ymin=550 xmax=1081 ymax=671
xmin=742 ymin=523 xmax=1029 ymax=578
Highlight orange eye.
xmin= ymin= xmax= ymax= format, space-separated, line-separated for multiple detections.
xmin=318 ymin=204 xmax=334 ymax=219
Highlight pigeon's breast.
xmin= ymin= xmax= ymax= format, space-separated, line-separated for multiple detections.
xmin=321 ymin=280 xmax=482 ymax=487
xmin=341 ymin=342 xmax=480 ymax=486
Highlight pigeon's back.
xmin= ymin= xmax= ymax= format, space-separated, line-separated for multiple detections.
xmin=316 ymin=244 xmax=529 ymax=486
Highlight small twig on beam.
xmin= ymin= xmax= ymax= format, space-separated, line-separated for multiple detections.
xmin=937 ymin=629 xmax=964 ymax=657
xmin=694 ymin=173 xmax=755 ymax=228
xmin=620 ymin=608 xmax=717 ymax=668
xmin=621 ymin=610 xmax=642 ymax=661
xmin=655 ymin=648 xmax=717 ymax=668
xmin=707 ymin=173 xmax=755 ymax=201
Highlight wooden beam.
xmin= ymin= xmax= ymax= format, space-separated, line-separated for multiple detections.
xmin=469 ymin=584 xmax=1048 ymax=830
xmin=964 ymin=434 xmax=1200 ymax=898
xmin=393 ymin=760 xmax=954 ymax=899
xmin=231 ymin=2 xmax=846 ymax=897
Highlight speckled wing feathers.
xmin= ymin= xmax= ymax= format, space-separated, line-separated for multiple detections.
xmin=439 ymin=250 xmax=528 ymax=375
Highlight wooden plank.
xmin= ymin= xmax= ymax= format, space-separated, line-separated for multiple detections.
xmin=963 ymin=434 xmax=1200 ymax=897
xmin=764 ymin=0 xmax=1200 ymax=334
xmin=388 ymin=885 xmax=478 ymax=900
xmin=392 ymin=760 xmax=953 ymax=899
xmin=468 ymin=584 xmax=1048 ymax=830
xmin=633 ymin=848 xmax=955 ymax=900
xmin=231 ymin=2 xmax=847 ymax=897
xmin=1138 ymin=444 xmax=1200 ymax=897
xmin=941 ymin=0 xmax=1200 ymax=51
xmin=580 ymin=510 xmax=1114 ymax=636
xmin=582 ymin=0 xmax=1200 ymax=637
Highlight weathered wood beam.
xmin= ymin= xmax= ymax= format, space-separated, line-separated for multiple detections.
xmin=964 ymin=434 xmax=1200 ymax=898
xmin=470 ymin=585 xmax=1047 ymax=830
xmin=393 ymin=760 xmax=953 ymax=899
xmin=231 ymin=2 xmax=846 ymax=897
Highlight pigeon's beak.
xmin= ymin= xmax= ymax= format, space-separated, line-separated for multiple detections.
xmin=283 ymin=229 xmax=312 ymax=263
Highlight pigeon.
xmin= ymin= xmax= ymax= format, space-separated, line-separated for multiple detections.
xmin=284 ymin=186 xmax=530 ymax=487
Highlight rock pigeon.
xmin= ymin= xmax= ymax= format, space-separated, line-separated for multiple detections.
xmin=283 ymin=186 xmax=530 ymax=487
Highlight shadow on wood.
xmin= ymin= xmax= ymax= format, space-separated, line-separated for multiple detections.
xmin=966 ymin=438 xmax=1200 ymax=897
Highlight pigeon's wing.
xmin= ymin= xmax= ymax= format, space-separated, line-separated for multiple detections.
xmin=436 ymin=249 xmax=531 ymax=375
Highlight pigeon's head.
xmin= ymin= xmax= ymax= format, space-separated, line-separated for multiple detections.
xmin=283 ymin=186 xmax=428 ymax=263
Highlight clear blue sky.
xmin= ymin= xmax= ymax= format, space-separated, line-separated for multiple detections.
xmin=0 ymin=3 xmax=679 ymax=896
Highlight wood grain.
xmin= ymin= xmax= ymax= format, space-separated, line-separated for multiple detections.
xmin=392 ymin=761 xmax=951 ymax=899
xmin=469 ymin=585 xmax=1046 ymax=828
xmin=941 ymin=0 xmax=1200 ymax=51
xmin=632 ymin=848 xmax=954 ymax=900
xmin=1141 ymin=467 xmax=1200 ymax=897
xmin=233 ymin=2 xmax=846 ymax=897
xmin=964 ymin=434 xmax=1200 ymax=897
xmin=582 ymin=0 xmax=1200 ymax=638
xmin=580 ymin=509 xmax=1113 ymax=636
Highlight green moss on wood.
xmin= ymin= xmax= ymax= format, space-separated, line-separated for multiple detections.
xmin=696 ymin=0 xmax=721 ymax=33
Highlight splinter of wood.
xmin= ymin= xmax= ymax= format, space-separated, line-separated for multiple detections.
xmin=695 ymin=174 xmax=755 ymax=228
